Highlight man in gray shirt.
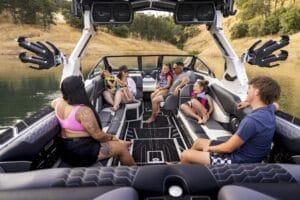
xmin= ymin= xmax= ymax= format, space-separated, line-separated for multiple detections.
xmin=145 ymin=62 xmax=190 ymax=123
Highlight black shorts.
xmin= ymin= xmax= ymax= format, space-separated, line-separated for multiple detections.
xmin=209 ymin=140 xmax=232 ymax=165
xmin=58 ymin=137 xmax=101 ymax=166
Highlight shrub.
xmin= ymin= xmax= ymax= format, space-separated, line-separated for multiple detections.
xmin=110 ymin=25 xmax=130 ymax=38
xmin=189 ymin=50 xmax=199 ymax=56
xmin=230 ymin=22 xmax=248 ymax=39
xmin=264 ymin=15 xmax=280 ymax=35
xmin=248 ymin=17 xmax=266 ymax=37
xmin=279 ymin=6 xmax=300 ymax=34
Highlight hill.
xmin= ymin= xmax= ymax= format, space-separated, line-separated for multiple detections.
xmin=184 ymin=18 xmax=300 ymax=79
xmin=0 ymin=21 xmax=185 ymax=68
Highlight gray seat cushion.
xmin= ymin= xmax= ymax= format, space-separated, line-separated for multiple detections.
xmin=93 ymin=187 xmax=138 ymax=200
xmin=218 ymin=185 xmax=275 ymax=200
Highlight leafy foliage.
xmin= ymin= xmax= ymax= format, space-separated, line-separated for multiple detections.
xmin=109 ymin=25 xmax=130 ymax=38
xmin=279 ymin=6 xmax=300 ymax=34
xmin=230 ymin=22 xmax=248 ymax=38
xmin=231 ymin=0 xmax=299 ymax=39
xmin=60 ymin=2 xmax=188 ymax=48
xmin=61 ymin=0 xmax=83 ymax=29
xmin=0 ymin=0 xmax=58 ymax=29
xmin=102 ymin=14 xmax=187 ymax=49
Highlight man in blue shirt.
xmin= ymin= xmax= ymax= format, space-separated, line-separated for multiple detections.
xmin=180 ymin=76 xmax=281 ymax=165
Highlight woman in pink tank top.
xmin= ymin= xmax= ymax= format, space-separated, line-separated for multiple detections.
xmin=51 ymin=76 xmax=135 ymax=167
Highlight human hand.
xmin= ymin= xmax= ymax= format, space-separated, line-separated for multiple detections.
xmin=173 ymin=88 xmax=179 ymax=96
xmin=237 ymin=101 xmax=249 ymax=109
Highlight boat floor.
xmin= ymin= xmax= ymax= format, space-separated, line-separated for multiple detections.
xmin=124 ymin=102 xmax=191 ymax=166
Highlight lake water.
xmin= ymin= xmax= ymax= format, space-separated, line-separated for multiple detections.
xmin=0 ymin=55 xmax=299 ymax=126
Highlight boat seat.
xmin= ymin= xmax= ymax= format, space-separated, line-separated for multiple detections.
xmin=94 ymin=187 xmax=138 ymax=200
xmin=178 ymin=82 xmax=254 ymax=141
xmin=0 ymin=164 xmax=299 ymax=195
xmin=0 ymin=186 xmax=136 ymax=200
xmin=124 ymin=75 xmax=143 ymax=121
xmin=90 ymin=75 xmax=143 ymax=133
xmin=0 ymin=112 xmax=60 ymax=167
xmin=178 ymin=84 xmax=232 ymax=141
xmin=209 ymin=83 xmax=251 ymax=124
xmin=130 ymin=75 xmax=143 ymax=101
xmin=163 ymin=71 xmax=196 ymax=113
xmin=0 ymin=161 xmax=32 ymax=173
xmin=218 ymin=183 xmax=300 ymax=200
xmin=274 ymin=112 xmax=300 ymax=155
xmin=98 ymin=106 xmax=126 ymax=135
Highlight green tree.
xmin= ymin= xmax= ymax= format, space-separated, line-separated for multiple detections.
xmin=61 ymin=0 xmax=83 ymax=29
xmin=264 ymin=14 xmax=280 ymax=34
xmin=248 ymin=17 xmax=266 ymax=36
xmin=238 ymin=0 xmax=270 ymax=20
xmin=0 ymin=0 xmax=58 ymax=28
xmin=279 ymin=6 xmax=300 ymax=34
xmin=110 ymin=25 xmax=130 ymax=38
xmin=230 ymin=22 xmax=248 ymax=39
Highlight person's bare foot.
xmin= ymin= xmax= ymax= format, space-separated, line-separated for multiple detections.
xmin=197 ymin=117 xmax=204 ymax=124
xmin=145 ymin=117 xmax=155 ymax=123
xmin=111 ymin=106 xmax=118 ymax=111
xmin=202 ymin=114 xmax=208 ymax=123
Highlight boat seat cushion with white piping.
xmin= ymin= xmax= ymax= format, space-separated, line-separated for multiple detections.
xmin=0 ymin=186 xmax=131 ymax=200
xmin=218 ymin=183 xmax=300 ymax=200
xmin=93 ymin=187 xmax=139 ymax=200
xmin=0 ymin=164 xmax=299 ymax=195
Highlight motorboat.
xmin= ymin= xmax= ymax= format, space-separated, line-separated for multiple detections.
xmin=0 ymin=1 xmax=299 ymax=199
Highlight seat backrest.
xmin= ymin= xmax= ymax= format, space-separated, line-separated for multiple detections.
xmin=209 ymin=83 xmax=250 ymax=121
xmin=130 ymin=75 xmax=143 ymax=100
xmin=0 ymin=111 xmax=60 ymax=167
xmin=184 ymin=70 xmax=196 ymax=83
xmin=179 ymin=84 xmax=193 ymax=105
xmin=274 ymin=112 xmax=300 ymax=154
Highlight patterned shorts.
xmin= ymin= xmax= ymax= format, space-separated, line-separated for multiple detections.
xmin=209 ymin=140 xmax=232 ymax=165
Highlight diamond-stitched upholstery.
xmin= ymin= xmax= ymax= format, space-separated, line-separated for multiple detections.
xmin=51 ymin=166 xmax=138 ymax=187
xmin=209 ymin=164 xmax=297 ymax=187
xmin=0 ymin=164 xmax=299 ymax=193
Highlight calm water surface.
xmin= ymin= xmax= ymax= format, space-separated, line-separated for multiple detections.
xmin=0 ymin=56 xmax=92 ymax=126
xmin=0 ymin=55 xmax=299 ymax=126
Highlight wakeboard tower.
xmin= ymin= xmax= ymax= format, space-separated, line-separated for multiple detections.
xmin=0 ymin=1 xmax=298 ymax=199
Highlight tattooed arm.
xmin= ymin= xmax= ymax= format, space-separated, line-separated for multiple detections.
xmin=76 ymin=106 xmax=116 ymax=142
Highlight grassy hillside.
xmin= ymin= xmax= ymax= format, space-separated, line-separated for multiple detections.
xmin=0 ymin=21 xmax=185 ymax=69
xmin=184 ymin=18 xmax=300 ymax=79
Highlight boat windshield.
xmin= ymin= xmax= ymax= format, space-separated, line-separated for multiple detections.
xmin=89 ymin=55 xmax=212 ymax=79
